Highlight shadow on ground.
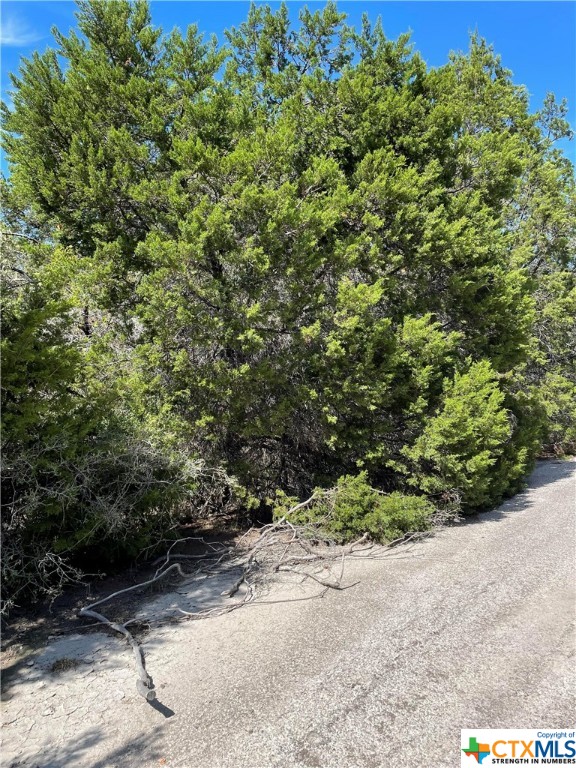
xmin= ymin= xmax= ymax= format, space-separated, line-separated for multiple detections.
xmin=459 ymin=459 xmax=575 ymax=526
xmin=6 ymin=722 xmax=168 ymax=768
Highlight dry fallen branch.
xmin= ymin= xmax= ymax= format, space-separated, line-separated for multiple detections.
xmin=78 ymin=562 xmax=196 ymax=700
xmin=78 ymin=501 xmax=436 ymax=701
xmin=79 ymin=607 xmax=156 ymax=701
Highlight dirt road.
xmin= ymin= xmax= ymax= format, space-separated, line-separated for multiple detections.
xmin=2 ymin=459 xmax=574 ymax=768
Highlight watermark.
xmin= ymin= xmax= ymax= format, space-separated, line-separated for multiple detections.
xmin=461 ymin=729 xmax=576 ymax=766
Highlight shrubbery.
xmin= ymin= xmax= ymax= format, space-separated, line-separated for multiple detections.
xmin=1 ymin=242 xmax=245 ymax=611
xmin=274 ymin=472 xmax=434 ymax=544
xmin=1 ymin=0 xmax=574 ymax=611
xmin=395 ymin=361 xmax=546 ymax=509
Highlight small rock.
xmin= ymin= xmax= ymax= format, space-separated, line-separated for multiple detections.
xmin=41 ymin=708 xmax=55 ymax=717
xmin=26 ymin=660 xmax=35 ymax=667
xmin=111 ymin=689 xmax=125 ymax=701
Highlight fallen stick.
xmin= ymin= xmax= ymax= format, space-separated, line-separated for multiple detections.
xmin=77 ymin=514 xmax=431 ymax=703
xmin=84 ymin=562 xmax=189 ymax=611
xmin=79 ymin=607 xmax=156 ymax=701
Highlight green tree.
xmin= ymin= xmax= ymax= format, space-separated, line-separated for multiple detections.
xmin=2 ymin=1 xmax=574 ymax=608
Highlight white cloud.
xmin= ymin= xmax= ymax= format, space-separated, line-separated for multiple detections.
xmin=1 ymin=15 xmax=42 ymax=47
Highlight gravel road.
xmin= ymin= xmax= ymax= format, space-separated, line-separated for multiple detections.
xmin=2 ymin=459 xmax=574 ymax=768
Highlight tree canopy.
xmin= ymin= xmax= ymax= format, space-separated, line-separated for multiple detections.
xmin=1 ymin=0 xmax=574 ymax=611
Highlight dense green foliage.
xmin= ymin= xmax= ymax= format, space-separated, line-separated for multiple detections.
xmin=1 ymin=0 xmax=574 ymax=610
xmin=274 ymin=472 xmax=434 ymax=543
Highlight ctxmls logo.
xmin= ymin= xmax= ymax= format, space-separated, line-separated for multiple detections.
xmin=462 ymin=736 xmax=491 ymax=764
xmin=461 ymin=729 xmax=576 ymax=766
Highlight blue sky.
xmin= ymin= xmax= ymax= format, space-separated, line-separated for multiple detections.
xmin=1 ymin=1 xmax=575 ymax=167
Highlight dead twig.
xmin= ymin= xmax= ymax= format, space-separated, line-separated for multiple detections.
xmin=78 ymin=607 xmax=156 ymax=701
xmin=78 ymin=496 xmax=434 ymax=702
